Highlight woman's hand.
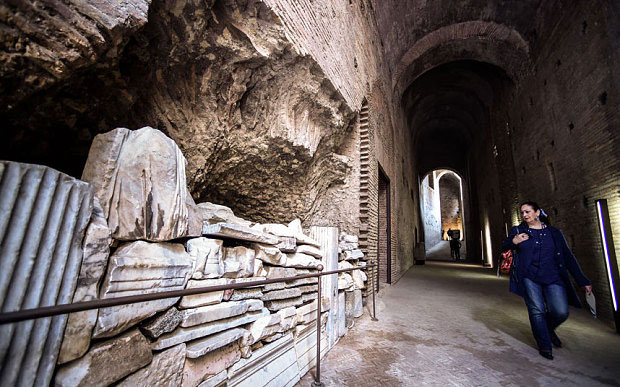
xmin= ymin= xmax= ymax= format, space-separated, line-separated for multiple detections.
xmin=512 ymin=233 xmax=529 ymax=245
xmin=585 ymin=285 xmax=593 ymax=295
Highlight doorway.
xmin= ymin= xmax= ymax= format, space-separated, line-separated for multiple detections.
xmin=378 ymin=164 xmax=391 ymax=290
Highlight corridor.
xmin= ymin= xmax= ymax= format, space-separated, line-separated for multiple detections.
xmin=299 ymin=262 xmax=620 ymax=386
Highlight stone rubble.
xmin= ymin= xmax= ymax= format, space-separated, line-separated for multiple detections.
xmin=48 ymin=129 xmax=370 ymax=386
xmin=92 ymin=241 xmax=193 ymax=339
xmin=117 ymin=343 xmax=186 ymax=387
xmin=54 ymin=329 xmax=152 ymax=387
xmin=140 ymin=307 xmax=184 ymax=339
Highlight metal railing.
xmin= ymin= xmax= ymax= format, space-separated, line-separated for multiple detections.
xmin=0 ymin=263 xmax=378 ymax=387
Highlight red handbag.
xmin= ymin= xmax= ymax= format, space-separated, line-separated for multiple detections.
xmin=499 ymin=250 xmax=513 ymax=274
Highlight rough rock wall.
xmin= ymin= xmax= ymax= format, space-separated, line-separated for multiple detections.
xmin=260 ymin=0 xmax=419 ymax=282
xmin=0 ymin=0 xmax=356 ymax=226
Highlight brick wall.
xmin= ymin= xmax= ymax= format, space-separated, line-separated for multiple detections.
xmin=265 ymin=0 xmax=419 ymax=287
xmin=498 ymin=2 xmax=619 ymax=322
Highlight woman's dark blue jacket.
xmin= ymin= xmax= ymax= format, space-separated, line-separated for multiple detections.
xmin=502 ymin=223 xmax=591 ymax=308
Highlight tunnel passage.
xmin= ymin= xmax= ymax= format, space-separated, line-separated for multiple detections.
xmin=403 ymin=60 xmax=514 ymax=262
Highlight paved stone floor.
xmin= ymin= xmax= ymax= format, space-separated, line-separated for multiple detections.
xmin=298 ymin=261 xmax=620 ymax=386
xmin=426 ymin=240 xmax=468 ymax=262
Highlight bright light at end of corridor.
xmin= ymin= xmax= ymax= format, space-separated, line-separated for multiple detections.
xmin=596 ymin=200 xmax=617 ymax=311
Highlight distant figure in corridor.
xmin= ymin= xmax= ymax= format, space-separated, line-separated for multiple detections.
xmin=450 ymin=234 xmax=461 ymax=260
xmin=502 ymin=201 xmax=592 ymax=360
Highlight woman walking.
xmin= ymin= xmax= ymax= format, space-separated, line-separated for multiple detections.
xmin=502 ymin=201 xmax=592 ymax=360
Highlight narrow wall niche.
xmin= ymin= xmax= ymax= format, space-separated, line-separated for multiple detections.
xmin=546 ymin=162 xmax=558 ymax=192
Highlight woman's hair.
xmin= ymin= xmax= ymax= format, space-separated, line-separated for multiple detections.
xmin=520 ymin=201 xmax=551 ymax=225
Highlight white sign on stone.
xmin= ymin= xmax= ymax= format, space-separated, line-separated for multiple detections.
xmin=93 ymin=241 xmax=192 ymax=338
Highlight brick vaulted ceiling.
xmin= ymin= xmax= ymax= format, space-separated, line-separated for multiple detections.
xmin=370 ymin=0 xmax=551 ymax=176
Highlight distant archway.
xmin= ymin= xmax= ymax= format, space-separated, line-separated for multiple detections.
xmin=421 ymin=169 xmax=468 ymax=261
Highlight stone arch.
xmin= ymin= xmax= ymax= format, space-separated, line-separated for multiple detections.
xmin=392 ymin=21 xmax=531 ymax=99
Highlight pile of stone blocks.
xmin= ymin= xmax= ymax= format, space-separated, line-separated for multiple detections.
xmin=0 ymin=127 xmax=367 ymax=387
xmin=337 ymin=233 xmax=367 ymax=328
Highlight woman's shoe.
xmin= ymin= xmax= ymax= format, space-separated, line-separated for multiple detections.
xmin=539 ymin=350 xmax=554 ymax=360
xmin=550 ymin=331 xmax=562 ymax=348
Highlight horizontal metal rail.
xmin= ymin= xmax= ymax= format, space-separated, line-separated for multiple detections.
xmin=0 ymin=264 xmax=375 ymax=325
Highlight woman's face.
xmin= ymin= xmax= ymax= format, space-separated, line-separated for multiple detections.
xmin=520 ymin=205 xmax=540 ymax=224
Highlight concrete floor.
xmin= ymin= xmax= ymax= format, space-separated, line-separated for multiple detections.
xmin=298 ymin=261 xmax=620 ymax=386
xmin=426 ymin=240 xmax=468 ymax=262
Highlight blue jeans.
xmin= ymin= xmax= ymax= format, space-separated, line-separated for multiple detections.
xmin=523 ymin=277 xmax=569 ymax=351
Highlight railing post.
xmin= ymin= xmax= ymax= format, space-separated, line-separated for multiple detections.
xmin=312 ymin=264 xmax=324 ymax=387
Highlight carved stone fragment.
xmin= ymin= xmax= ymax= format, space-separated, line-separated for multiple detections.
xmin=181 ymin=299 xmax=264 ymax=327
xmin=151 ymin=309 xmax=270 ymax=351
xmin=255 ymin=223 xmax=296 ymax=237
xmin=223 ymin=246 xmax=256 ymax=278
xmin=140 ymin=307 xmax=183 ymax=340
xmin=284 ymin=252 xmax=322 ymax=268
xmin=202 ymin=223 xmax=279 ymax=245
xmin=253 ymin=243 xmax=286 ymax=265
xmin=186 ymin=238 xmax=224 ymax=279
xmin=276 ymin=236 xmax=297 ymax=253
xmin=242 ymin=314 xmax=282 ymax=346
xmin=229 ymin=287 xmax=264 ymax=301
xmin=0 ymin=161 xmax=93 ymax=386
xmin=186 ymin=328 xmax=246 ymax=359
xmin=295 ymin=244 xmax=324 ymax=258
xmin=263 ymin=288 xmax=302 ymax=301
xmin=264 ymin=296 xmax=304 ymax=312
xmin=345 ymin=289 xmax=363 ymax=325
xmin=82 ymin=127 xmax=198 ymax=241
xmin=117 ymin=343 xmax=186 ymax=387
xmin=58 ymin=197 xmax=111 ymax=364
xmin=277 ymin=307 xmax=299 ymax=332
xmin=296 ymin=300 xmax=318 ymax=325
xmin=54 ymin=329 xmax=152 ymax=387
xmin=183 ymin=342 xmax=241 ymax=387
xmin=180 ymin=278 xmax=229 ymax=309
xmin=197 ymin=202 xmax=252 ymax=227
xmin=93 ymin=241 xmax=192 ymax=338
